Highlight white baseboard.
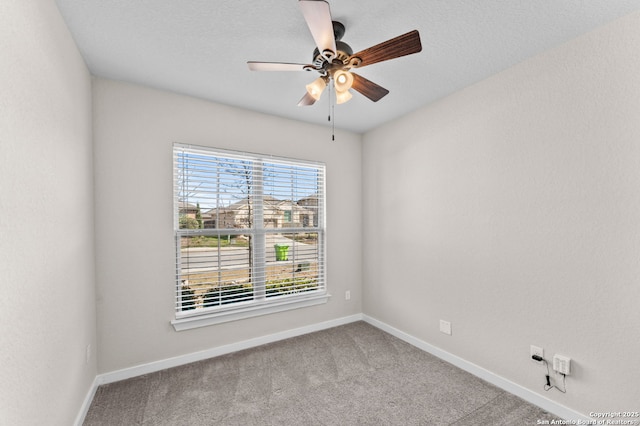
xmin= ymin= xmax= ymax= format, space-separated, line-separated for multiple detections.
xmin=77 ymin=312 xmax=589 ymax=424
xmin=362 ymin=314 xmax=590 ymax=423
xmin=75 ymin=313 xmax=362 ymax=424
xmin=74 ymin=375 xmax=100 ymax=426
xmin=97 ymin=313 xmax=363 ymax=385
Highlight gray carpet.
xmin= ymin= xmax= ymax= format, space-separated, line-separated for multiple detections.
xmin=84 ymin=321 xmax=557 ymax=425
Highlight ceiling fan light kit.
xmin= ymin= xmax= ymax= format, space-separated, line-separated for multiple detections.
xmin=335 ymin=88 xmax=353 ymax=105
xmin=248 ymin=0 xmax=422 ymax=108
xmin=306 ymin=76 xmax=328 ymax=101
xmin=333 ymin=70 xmax=354 ymax=92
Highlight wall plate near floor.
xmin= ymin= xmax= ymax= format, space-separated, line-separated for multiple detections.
xmin=530 ymin=345 xmax=544 ymax=364
xmin=439 ymin=320 xmax=452 ymax=335
xmin=553 ymin=354 xmax=571 ymax=375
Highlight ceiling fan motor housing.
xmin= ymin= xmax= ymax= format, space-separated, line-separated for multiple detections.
xmin=313 ymin=40 xmax=353 ymax=68
xmin=312 ymin=21 xmax=353 ymax=69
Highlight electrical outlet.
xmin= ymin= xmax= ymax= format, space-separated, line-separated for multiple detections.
xmin=345 ymin=290 xmax=351 ymax=300
xmin=553 ymin=354 xmax=571 ymax=375
xmin=439 ymin=320 xmax=452 ymax=335
xmin=85 ymin=344 xmax=91 ymax=365
xmin=530 ymin=345 xmax=544 ymax=364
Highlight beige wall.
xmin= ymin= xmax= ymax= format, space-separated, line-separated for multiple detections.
xmin=0 ymin=1 xmax=96 ymax=424
xmin=92 ymin=78 xmax=363 ymax=373
xmin=362 ymin=11 xmax=640 ymax=415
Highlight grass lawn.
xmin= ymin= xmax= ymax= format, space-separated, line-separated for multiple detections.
xmin=181 ymin=262 xmax=320 ymax=309
xmin=182 ymin=235 xmax=250 ymax=248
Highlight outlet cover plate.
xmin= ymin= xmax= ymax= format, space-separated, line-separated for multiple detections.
xmin=553 ymin=354 xmax=571 ymax=375
xmin=530 ymin=345 xmax=544 ymax=364
xmin=439 ymin=320 xmax=452 ymax=335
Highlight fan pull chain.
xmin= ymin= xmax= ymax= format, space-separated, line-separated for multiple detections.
xmin=328 ymin=80 xmax=331 ymax=123
xmin=327 ymin=81 xmax=335 ymax=141
xmin=332 ymin=104 xmax=335 ymax=141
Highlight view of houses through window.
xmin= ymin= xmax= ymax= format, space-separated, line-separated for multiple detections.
xmin=174 ymin=144 xmax=326 ymax=317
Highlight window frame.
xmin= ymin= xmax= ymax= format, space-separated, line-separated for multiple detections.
xmin=171 ymin=144 xmax=329 ymax=331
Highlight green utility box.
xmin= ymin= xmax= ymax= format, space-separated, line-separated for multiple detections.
xmin=274 ymin=244 xmax=289 ymax=261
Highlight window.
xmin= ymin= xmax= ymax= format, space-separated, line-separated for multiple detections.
xmin=172 ymin=144 xmax=327 ymax=330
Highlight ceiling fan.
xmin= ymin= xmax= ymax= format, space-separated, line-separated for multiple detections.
xmin=247 ymin=0 xmax=422 ymax=107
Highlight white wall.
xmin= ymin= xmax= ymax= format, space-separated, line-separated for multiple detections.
xmin=362 ymin=11 xmax=640 ymax=416
xmin=0 ymin=1 xmax=96 ymax=425
xmin=92 ymin=78 xmax=362 ymax=373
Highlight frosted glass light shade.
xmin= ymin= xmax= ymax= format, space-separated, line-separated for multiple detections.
xmin=333 ymin=70 xmax=354 ymax=92
xmin=306 ymin=77 xmax=327 ymax=100
xmin=336 ymin=89 xmax=353 ymax=104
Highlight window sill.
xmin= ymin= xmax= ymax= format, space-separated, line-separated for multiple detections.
xmin=171 ymin=292 xmax=331 ymax=331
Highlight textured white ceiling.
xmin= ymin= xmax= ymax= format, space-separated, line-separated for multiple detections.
xmin=55 ymin=0 xmax=640 ymax=133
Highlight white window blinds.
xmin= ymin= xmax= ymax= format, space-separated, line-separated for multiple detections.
xmin=173 ymin=144 xmax=326 ymax=322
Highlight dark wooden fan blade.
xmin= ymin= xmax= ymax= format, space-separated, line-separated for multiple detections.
xmin=297 ymin=92 xmax=317 ymax=106
xmin=299 ymin=0 xmax=336 ymax=61
xmin=351 ymin=73 xmax=389 ymax=102
xmin=350 ymin=30 xmax=422 ymax=68
xmin=247 ymin=61 xmax=315 ymax=72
